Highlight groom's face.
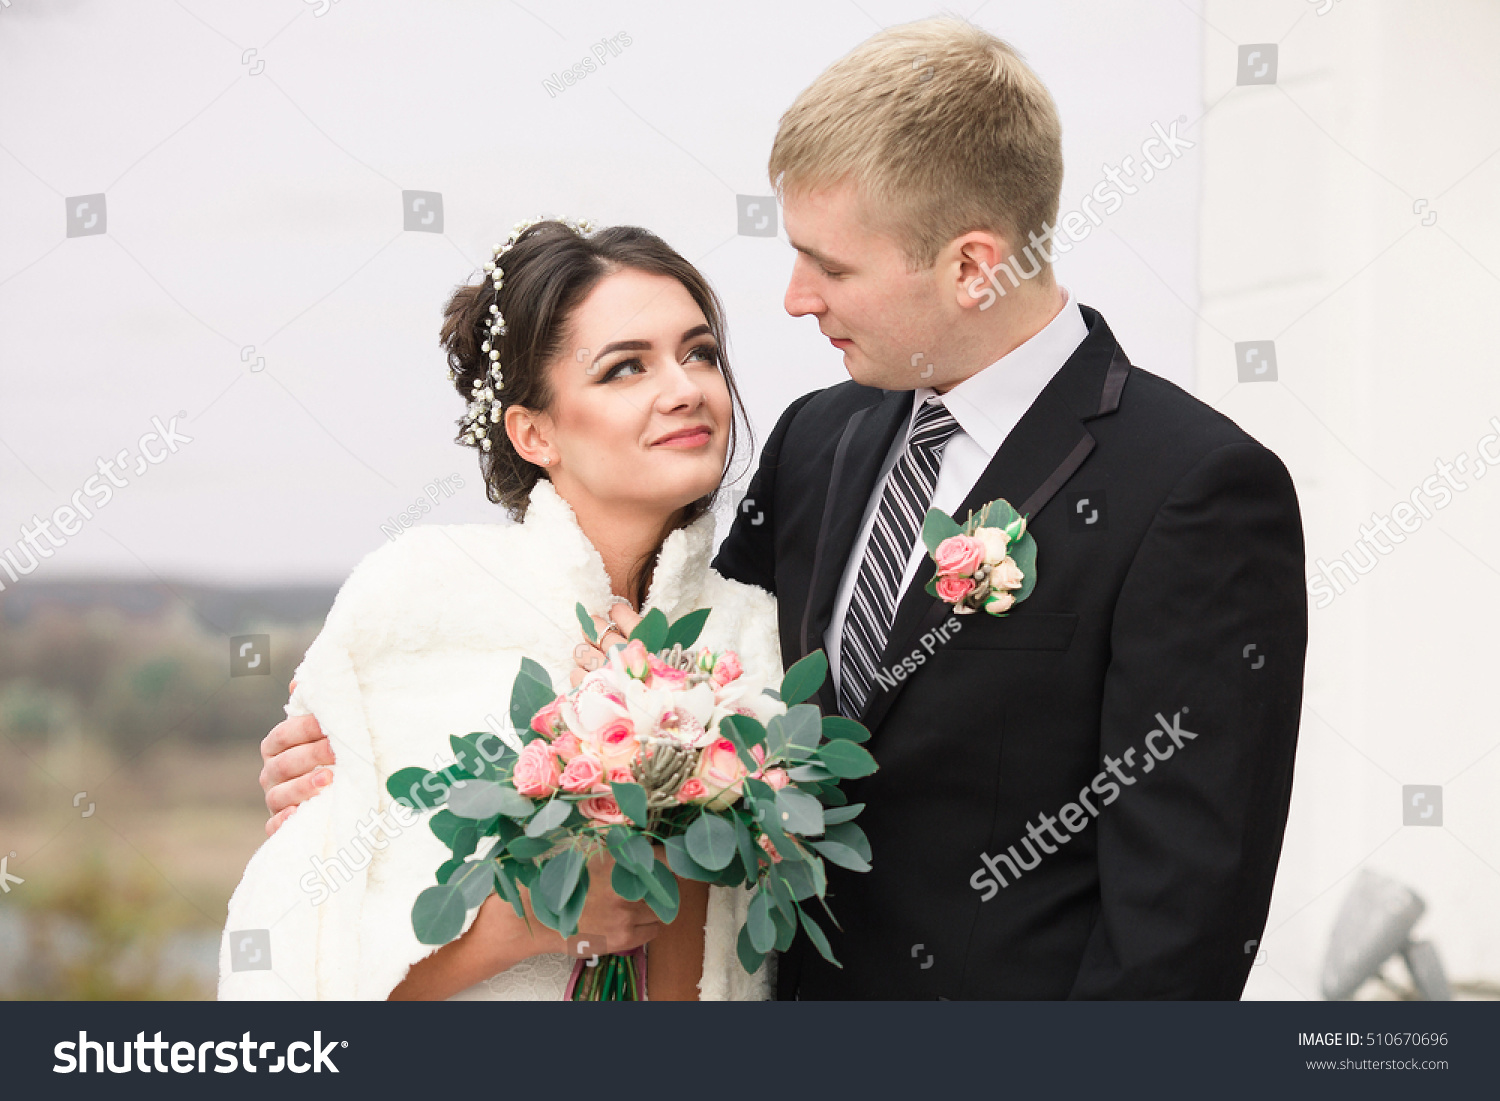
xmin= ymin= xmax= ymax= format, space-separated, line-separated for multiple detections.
xmin=782 ymin=181 xmax=950 ymax=391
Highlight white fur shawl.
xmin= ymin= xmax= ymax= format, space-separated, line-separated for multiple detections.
xmin=217 ymin=480 xmax=779 ymax=1001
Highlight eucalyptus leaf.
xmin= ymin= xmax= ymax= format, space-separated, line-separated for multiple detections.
xmin=428 ymin=809 xmax=463 ymax=846
xmin=555 ymin=869 xmax=589 ymax=937
xmin=575 ymin=601 xmax=598 ymax=643
xmin=538 ymin=848 xmax=585 ymax=913
xmin=779 ymin=650 xmax=828 ymax=706
xmin=609 ymin=781 xmax=649 ymax=829
xmin=663 ymin=607 xmax=711 ymax=651
xmin=824 ymin=821 xmax=872 ymax=862
xmin=809 ymin=838 xmax=871 ymax=873
xmin=775 ymin=788 xmax=826 ymax=836
xmin=977 ymin=498 xmax=1021 ymax=530
xmin=797 ymin=905 xmax=841 ymax=967
xmin=451 ymin=859 xmax=495 ymax=908
xmin=611 ymin=861 xmax=650 ymax=901
xmin=525 ymin=797 xmax=573 ymax=838
xmin=663 ymin=835 xmax=717 ymax=882
xmin=449 ymin=824 xmax=479 ymax=861
xmin=820 ymin=715 xmax=871 ymax=744
xmin=787 ymin=764 xmax=836 ymax=783
xmin=746 ymin=889 xmax=777 ymax=954
xmin=686 ymin=813 xmax=736 ymax=871
xmin=783 ymin=705 xmax=823 ymax=755
xmin=1008 ymin=530 xmax=1038 ymax=604
xmin=770 ymin=905 xmax=797 ymax=952
xmin=510 ymin=665 xmax=556 ymax=736
xmin=822 ymin=802 xmax=865 ymax=826
xmin=732 ymin=815 xmax=759 ymax=879
xmin=628 ymin=607 xmax=669 ymax=652
xmin=506 ymin=835 xmax=554 ymax=860
xmin=776 ymin=860 xmax=819 ymax=901
xmin=643 ymin=858 xmax=680 ymax=924
xmin=411 ymin=884 xmax=467 ymax=945
xmin=767 ymin=868 xmax=796 ymax=922
xmin=386 ymin=766 xmax=446 ymax=811
xmin=493 ymin=862 xmax=527 ymax=921
xmin=436 ymin=857 xmax=462 ymax=884
xmin=817 ymin=739 xmax=879 ymax=780
xmin=607 ymin=828 xmax=655 ymax=878
xmin=448 ymin=779 xmax=512 ymax=820
xmin=921 ymin=508 xmax=963 ymax=556
xmin=736 ymin=922 xmax=766 ymax=976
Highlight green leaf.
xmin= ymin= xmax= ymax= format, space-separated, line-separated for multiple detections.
xmin=816 ymin=783 xmax=848 ymax=808
xmin=720 ymin=714 xmax=766 ymax=771
xmin=628 ymin=607 xmax=669 ymax=652
xmin=824 ymin=821 xmax=872 ymax=862
xmin=663 ymin=607 xmax=711 ymax=651
xmin=776 ymin=860 xmax=820 ymax=901
xmin=921 ymin=508 xmax=963 ymax=556
xmin=775 ymin=788 xmax=826 ymax=836
xmin=663 ymin=835 xmax=718 ymax=882
xmin=451 ymin=858 xmax=495 ymax=908
xmin=506 ymin=835 xmax=554 ymax=860
xmin=732 ymin=815 xmax=759 ymax=880
xmin=736 ymin=922 xmax=766 ymax=975
xmin=817 ymin=739 xmax=879 ymax=780
xmin=1008 ymin=530 xmax=1038 ymax=604
xmin=770 ymin=904 xmax=797 ymax=952
xmin=519 ymin=657 xmax=553 ymax=692
xmin=611 ymin=861 xmax=650 ymax=901
xmin=556 ymin=869 xmax=589 ymax=937
xmin=538 ymin=848 xmax=585 ymax=914
xmin=685 ymin=813 xmax=736 ymax=871
xmin=510 ymin=665 xmax=556 ymax=735
xmin=822 ymin=802 xmax=865 ymax=826
xmin=411 ymin=884 xmax=467 ymax=944
xmin=643 ymin=858 xmax=680 ymax=923
xmin=387 ymin=766 xmax=446 ymax=811
xmin=493 ymin=862 xmax=527 ymax=921
xmin=575 ymin=602 xmax=598 ymax=643
xmin=448 ymin=779 xmax=517 ymax=820
xmin=606 ymin=827 xmax=655 ymax=878
xmin=797 ymin=905 xmax=841 ymax=967
xmin=787 ymin=763 xmax=836 ymax=783
xmin=809 ymin=838 xmax=871 ymax=873
xmin=428 ymin=809 xmax=463 ymax=846
xmin=609 ymin=782 xmax=650 ymax=829
xmin=449 ymin=824 xmax=479 ymax=861
xmin=436 ymin=857 xmax=462 ymax=884
xmin=767 ymin=868 xmax=796 ymax=923
xmin=783 ymin=705 xmax=823 ymax=757
xmin=746 ymin=889 xmax=777 ymax=954
xmin=525 ymin=797 xmax=573 ymax=838
xmin=821 ymin=715 xmax=871 ymax=744
xmin=977 ymin=498 xmax=1022 ymax=531
xmin=529 ymin=879 xmax=563 ymax=932
xmin=779 ymin=651 xmax=828 ymax=706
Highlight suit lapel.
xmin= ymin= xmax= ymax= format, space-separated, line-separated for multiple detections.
xmin=797 ymin=389 xmax=912 ymax=714
xmin=855 ymin=314 xmax=1132 ymax=733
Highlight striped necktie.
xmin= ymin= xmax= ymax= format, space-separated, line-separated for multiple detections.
xmin=838 ymin=398 xmax=960 ymax=718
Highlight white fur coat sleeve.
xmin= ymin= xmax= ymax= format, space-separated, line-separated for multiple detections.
xmin=218 ymin=486 xmax=779 ymax=1001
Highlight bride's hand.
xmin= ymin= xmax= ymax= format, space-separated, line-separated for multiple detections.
xmin=569 ymin=602 xmax=644 ymax=687
xmin=486 ymin=852 xmax=665 ymax=966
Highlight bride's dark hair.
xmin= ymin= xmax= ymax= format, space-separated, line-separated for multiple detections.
xmin=439 ymin=222 xmax=753 ymax=599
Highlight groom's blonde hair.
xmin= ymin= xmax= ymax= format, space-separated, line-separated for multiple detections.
xmin=768 ymin=16 xmax=1063 ymax=272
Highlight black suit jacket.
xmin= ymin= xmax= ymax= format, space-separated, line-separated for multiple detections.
xmin=712 ymin=305 xmax=1306 ymax=999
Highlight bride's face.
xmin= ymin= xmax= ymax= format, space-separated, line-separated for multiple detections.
xmin=531 ymin=268 xmax=731 ymax=517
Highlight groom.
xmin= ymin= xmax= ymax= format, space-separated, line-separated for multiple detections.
xmin=260 ymin=18 xmax=1306 ymax=998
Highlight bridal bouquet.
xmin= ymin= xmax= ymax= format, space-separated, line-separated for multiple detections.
xmin=388 ymin=604 xmax=877 ymax=1000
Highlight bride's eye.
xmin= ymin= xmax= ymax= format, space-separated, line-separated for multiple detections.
xmin=686 ymin=344 xmax=720 ymax=368
xmin=601 ymin=358 xmax=645 ymax=382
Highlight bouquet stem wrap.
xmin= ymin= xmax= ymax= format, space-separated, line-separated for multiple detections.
xmin=564 ymin=947 xmax=647 ymax=1001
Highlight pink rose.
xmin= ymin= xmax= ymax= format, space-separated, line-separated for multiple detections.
xmin=531 ymin=695 xmax=565 ymax=738
xmin=607 ymin=765 xmax=635 ymax=785
xmin=595 ymin=718 xmax=640 ymax=772
xmin=646 ymin=654 xmax=688 ymax=689
xmin=620 ymin=638 xmax=649 ymax=679
xmin=759 ymin=767 xmax=790 ymax=791
xmin=580 ymin=795 xmax=628 ymax=825
xmin=675 ymin=777 xmax=709 ymax=804
xmin=559 ymin=753 xmax=606 ymax=794
xmin=512 ymin=741 xmax=561 ymax=798
xmin=990 ymin=557 xmax=1025 ymax=590
xmin=936 ymin=575 xmax=976 ymax=604
xmin=934 ymin=534 xmax=985 ymax=577
xmin=693 ymin=737 xmax=749 ymax=810
xmin=551 ymin=731 xmax=583 ymax=761
xmin=710 ymin=651 xmax=743 ymax=688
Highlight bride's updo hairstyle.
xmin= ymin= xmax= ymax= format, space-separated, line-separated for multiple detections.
xmin=439 ymin=221 xmax=751 ymax=522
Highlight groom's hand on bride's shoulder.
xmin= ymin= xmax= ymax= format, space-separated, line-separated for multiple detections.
xmin=259 ymin=678 xmax=337 ymax=837
xmin=568 ymin=604 xmax=643 ymax=687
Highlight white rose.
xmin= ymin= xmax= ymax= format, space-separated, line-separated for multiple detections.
xmin=974 ymin=526 xmax=1010 ymax=564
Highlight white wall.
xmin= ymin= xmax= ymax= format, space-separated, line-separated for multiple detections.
xmin=1196 ymin=0 xmax=1500 ymax=998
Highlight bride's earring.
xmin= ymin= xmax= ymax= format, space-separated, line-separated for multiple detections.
xmin=540 ymin=455 xmax=551 ymax=466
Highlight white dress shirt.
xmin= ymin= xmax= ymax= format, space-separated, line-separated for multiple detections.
xmin=825 ymin=287 xmax=1091 ymax=687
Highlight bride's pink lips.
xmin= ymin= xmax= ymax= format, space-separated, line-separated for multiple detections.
xmin=651 ymin=426 xmax=713 ymax=449
xmin=829 ymin=337 xmax=853 ymax=349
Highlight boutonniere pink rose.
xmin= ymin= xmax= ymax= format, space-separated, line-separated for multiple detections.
xmin=921 ymin=498 xmax=1037 ymax=616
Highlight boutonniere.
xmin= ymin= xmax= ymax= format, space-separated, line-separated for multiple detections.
xmin=921 ymin=498 xmax=1037 ymax=616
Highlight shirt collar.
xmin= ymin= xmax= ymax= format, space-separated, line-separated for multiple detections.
xmin=910 ymin=286 xmax=1090 ymax=457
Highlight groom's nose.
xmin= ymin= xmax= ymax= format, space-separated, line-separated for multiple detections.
xmin=783 ymin=258 xmax=825 ymax=318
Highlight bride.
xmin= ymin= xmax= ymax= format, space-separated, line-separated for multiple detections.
xmin=219 ymin=218 xmax=778 ymax=1001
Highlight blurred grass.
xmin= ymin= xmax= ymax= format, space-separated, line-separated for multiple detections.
xmin=0 ymin=591 xmax=323 ymax=999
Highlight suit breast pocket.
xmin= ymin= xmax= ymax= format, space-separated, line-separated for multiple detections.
xmin=942 ymin=611 xmax=1078 ymax=651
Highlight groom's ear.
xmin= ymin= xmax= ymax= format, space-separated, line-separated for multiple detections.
xmin=950 ymin=231 xmax=1011 ymax=310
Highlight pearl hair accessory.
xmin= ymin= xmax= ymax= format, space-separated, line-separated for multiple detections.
xmin=454 ymin=215 xmax=596 ymax=453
